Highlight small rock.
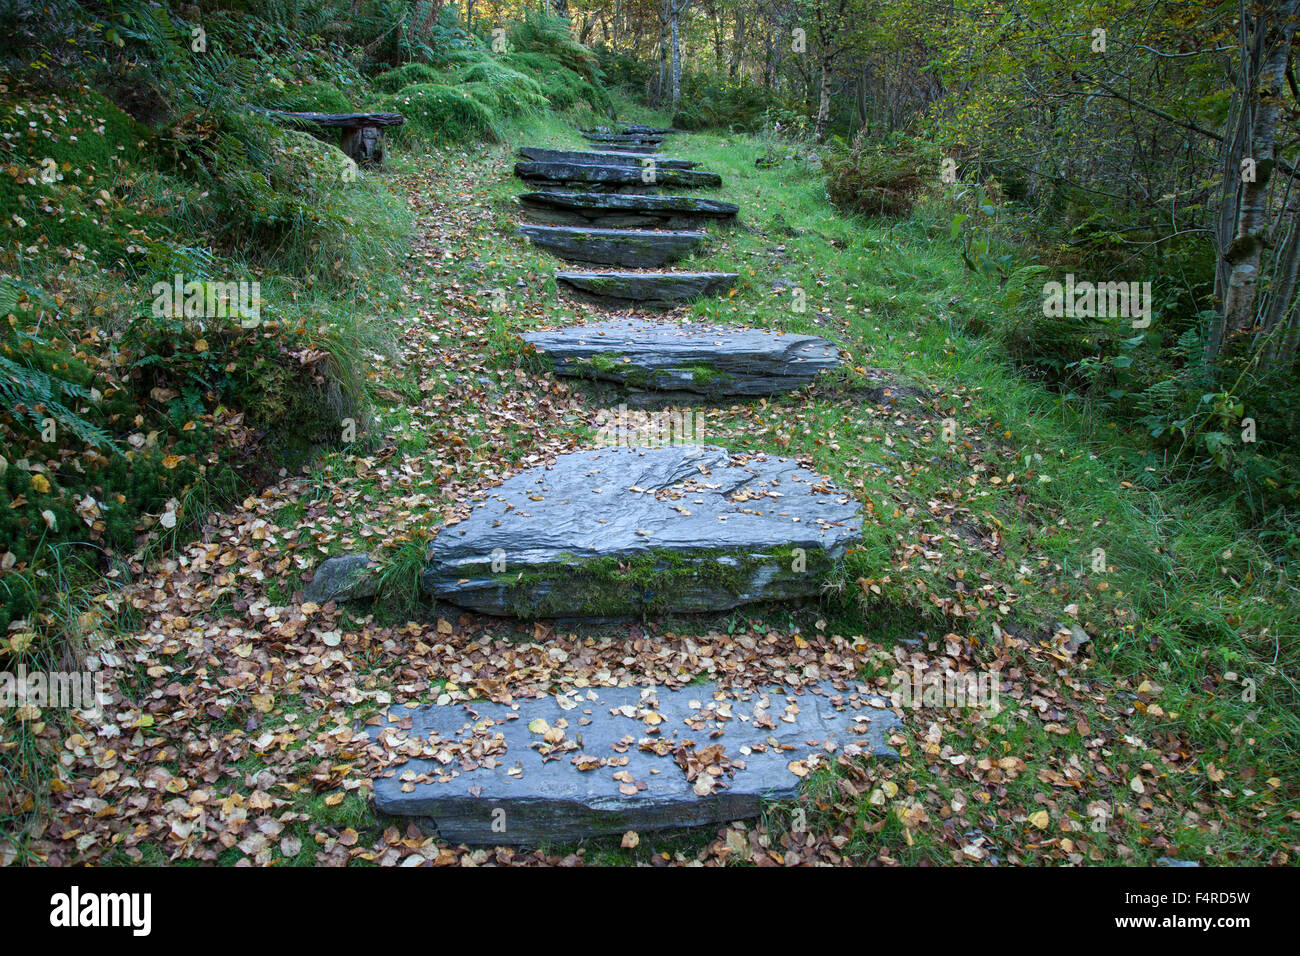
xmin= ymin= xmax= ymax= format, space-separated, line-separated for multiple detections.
xmin=304 ymin=553 xmax=379 ymax=603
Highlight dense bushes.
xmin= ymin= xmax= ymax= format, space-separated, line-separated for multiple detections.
xmin=823 ymin=132 xmax=938 ymax=217
xmin=671 ymin=74 xmax=775 ymax=133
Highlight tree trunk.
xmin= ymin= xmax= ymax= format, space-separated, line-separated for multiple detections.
xmin=1213 ymin=0 xmax=1300 ymax=357
xmin=670 ymin=1 xmax=683 ymax=109
xmin=729 ymin=7 xmax=744 ymax=79
xmin=815 ymin=57 xmax=832 ymax=139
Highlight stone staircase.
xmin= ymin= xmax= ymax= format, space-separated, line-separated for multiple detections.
xmin=363 ymin=122 xmax=885 ymax=845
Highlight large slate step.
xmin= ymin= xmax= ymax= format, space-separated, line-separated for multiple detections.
xmin=556 ymin=270 xmax=739 ymax=308
xmin=519 ymin=191 xmax=739 ymax=229
xmin=423 ymin=444 xmax=862 ymax=617
xmin=522 ymin=318 xmax=840 ymax=396
xmin=515 ymin=161 xmax=722 ymax=191
xmin=519 ymin=225 xmax=706 ymax=268
xmin=518 ymin=146 xmax=696 ymax=169
xmin=369 ymin=680 xmax=900 ymax=845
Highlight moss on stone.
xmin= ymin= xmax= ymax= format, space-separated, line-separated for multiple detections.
xmin=450 ymin=544 xmax=835 ymax=618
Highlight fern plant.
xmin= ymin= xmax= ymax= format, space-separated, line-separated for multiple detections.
xmin=0 ymin=277 xmax=116 ymax=452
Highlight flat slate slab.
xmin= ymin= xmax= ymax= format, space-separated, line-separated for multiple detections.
xmin=519 ymin=225 xmax=706 ymax=268
xmin=515 ymin=161 xmax=721 ymax=191
xmin=519 ymin=191 xmax=739 ymax=229
xmin=585 ymin=124 xmax=680 ymax=135
xmin=581 ymin=142 xmax=660 ymax=154
xmin=521 ymin=318 xmax=840 ymax=395
xmin=518 ymin=146 xmax=696 ymax=169
xmin=556 ymin=270 xmax=739 ymax=307
xmin=423 ymin=444 xmax=863 ymax=617
xmin=369 ymin=680 xmax=900 ymax=844
xmin=583 ymin=132 xmax=665 ymax=145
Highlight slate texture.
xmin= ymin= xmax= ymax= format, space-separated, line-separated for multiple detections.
xmin=519 ymin=191 xmax=738 ymax=229
xmin=556 ymin=270 xmax=739 ymax=307
xmin=370 ymin=680 xmax=901 ymax=844
xmin=515 ymin=161 xmax=722 ymax=190
xmin=518 ymin=146 xmax=696 ymax=169
xmin=423 ymin=444 xmax=862 ymax=616
xmin=521 ymin=317 xmax=840 ymax=395
xmin=303 ymin=553 xmax=379 ymax=603
xmin=519 ymin=225 xmax=706 ymax=268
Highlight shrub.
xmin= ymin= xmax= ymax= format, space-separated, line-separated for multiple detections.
xmin=671 ymin=75 xmax=775 ymax=132
xmin=508 ymin=12 xmax=600 ymax=82
xmin=824 ymin=132 xmax=938 ymax=218
xmin=380 ymin=83 xmax=500 ymax=143
xmin=501 ymin=52 xmax=607 ymax=112
xmin=461 ymin=61 xmax=549 ymax=115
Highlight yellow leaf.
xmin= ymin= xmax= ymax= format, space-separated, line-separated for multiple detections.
xmin=1028 ymin=810 xmax=1049 ymax=829
xmin=30 ymin=473 xmax=50 ymax=493
xmin=251 ymin=694 xmax=274 ymax=713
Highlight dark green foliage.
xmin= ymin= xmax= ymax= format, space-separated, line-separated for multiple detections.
xmin=824 ymin=132 xmax=937 ymax=218
xmin=508 ymin=12 xmax=601 ymax=82
xmin=460 ymin=61 xmax=549 ymax=115
xmin=501 ymin=52 xmax=608 ymax=112
xmin=671 ymin=75 xmax=775 ymax=133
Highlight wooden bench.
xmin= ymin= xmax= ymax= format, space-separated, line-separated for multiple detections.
xmin=251 ymin=109 xmax=405 ymax=167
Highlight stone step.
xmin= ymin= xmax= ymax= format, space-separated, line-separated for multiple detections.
xmin=583 ymin=132 xmax=665 ymax=146
xmin=519 ymin=225 xmax=706 ymax=268
xmin=518 ymin=146 xmax=696 ymax=169
xmin=518 ymin=191 xmax=739 ymax=229
xmin=422 ymin=444 xmax=862 ymax=617
xmin=522 ymin=318 xmax=840 ymax=395
xmin=556 ymin=270 xmax=739 ymax=308
xmin=584 ymin=124 xmax=680 ymax=135
xmin=584 ymin=142 xmax=660 ymax=154
xmin=369 ymin=680 xmax=900 ymax=845
xmin=515 ymin=161 xmax=721 ymax=191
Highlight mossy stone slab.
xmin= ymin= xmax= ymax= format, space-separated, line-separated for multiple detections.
xmin=423 ymin=445 xmax=862 ymax=617
xmin=515 ymin=161 xmax=722 ymax=190
xmin=519 ymin=225 xmax=706 ymax=268
xmin=555 ymin=270 xmax=739 ymax=307
xmin=518 ymin=191 xmax=738 ymax=229
xmin=521 ymin=317 xmax=840 ymax=395
xmin=518 ymin=146 xmax=696 ymax=169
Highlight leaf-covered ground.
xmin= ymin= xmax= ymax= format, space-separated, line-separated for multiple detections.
xmin=9 ymin=123 xmax=1296 ymax=867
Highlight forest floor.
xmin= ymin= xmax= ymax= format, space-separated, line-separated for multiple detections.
xmin=8 ymin=112 xmax=1297 ymax=867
